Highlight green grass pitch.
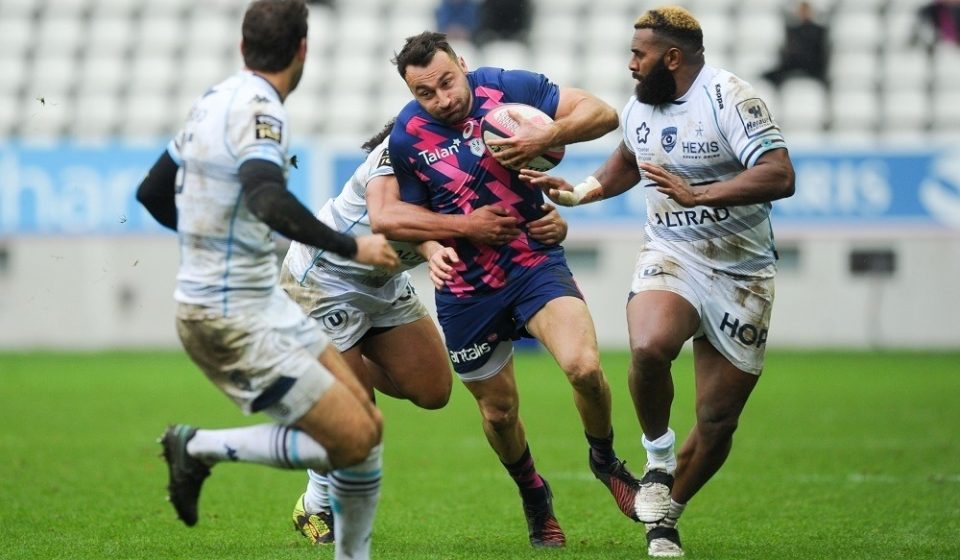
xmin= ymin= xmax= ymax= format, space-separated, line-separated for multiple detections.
xmin=1 ymin=350 xmax=958 ymax=559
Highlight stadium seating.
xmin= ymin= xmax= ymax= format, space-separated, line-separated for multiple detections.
xmin=2 ymin=0 xmax=957 ymax=142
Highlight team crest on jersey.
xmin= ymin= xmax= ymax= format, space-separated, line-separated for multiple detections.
xmin=254 ymin=114 xmax=283 ymax=143
xmin=469 ymin=137 xmax=486 ymax=156
xmin=736 ymin=98 xmax=774 ymax=138
xmin=377 ymin=148 xmax=391 ymax=168
xmin=661 ymin=126 xmax=678 ymax=153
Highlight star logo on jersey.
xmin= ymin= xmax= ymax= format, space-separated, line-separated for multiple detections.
xmin=696 ymin=122 xmax=704 ymax=137
xmin=636 ymin=122 xmax=650 ymax=144
xmin=254 ymin=114 xmax=283 ymax=143
xmin=661 ymin=126 xmax=678 ymax=153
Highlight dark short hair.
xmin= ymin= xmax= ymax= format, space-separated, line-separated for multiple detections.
xmin=242 ymin=0 xmax=309 ymax=72
xmin=391 ymin=31 xmax=459 ymax=78
xmin=635 ymin=6 xmax=704 ymax=55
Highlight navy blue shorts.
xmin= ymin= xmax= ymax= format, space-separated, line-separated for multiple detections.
xmin=436 ymin=257 xmax=583 ymax=376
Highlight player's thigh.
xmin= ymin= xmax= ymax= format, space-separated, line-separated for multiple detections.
xmin=525 ymin=295 xmax=601 ymax=373
xmin=361 ymin=315 xmax=452 ymax=406
xmin=698 ymin=273 xmax=774 ymax=376
xmin=691 ymin=338 xmax=758 ymax=423
xmin=627 ymin=251 xmax=702 ymax=357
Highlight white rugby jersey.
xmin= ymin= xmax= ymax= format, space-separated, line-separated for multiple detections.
xmin=283 ymin=137 xmax=424 ymax=298
xmin=168 ymin=71 xmax=291 ymax=313
xmin=622 ymin=65 xmax=787 ymax=277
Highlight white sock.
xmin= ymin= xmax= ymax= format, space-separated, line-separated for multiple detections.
xmin=642 ymin=428 xmax=677 ymax=474
xmin=330 ymin=444 xmax=382 ymax=560
xmin=661 ymin=499 xmax=686 ymax=528
xmin=305 ymin=469 xmax=331 ymax=513
xmin=186 ymin=424 xmax=331 ymax=471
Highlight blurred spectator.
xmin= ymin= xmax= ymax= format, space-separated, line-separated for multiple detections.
xmin=913 ymin=0 xmax=960 ymax=48
xmin=761 ymin=2 xmax=829 ymax=88
xmin=305 ymin=0 xmax=334 ymax=7
xmin=435 ymin=0 xmax=479 ymax=43
xmin=474 ymin=0 xmax=533 ymax=45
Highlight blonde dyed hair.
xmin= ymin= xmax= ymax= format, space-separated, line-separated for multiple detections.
xmin=634 ymin=6 xmax=704 ymax=53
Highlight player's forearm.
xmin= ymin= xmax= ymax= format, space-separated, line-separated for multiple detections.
xmin=370 ymin=203 xmax=468 ymax=242
xmin=695 ymin=151 xmax=795 ymax=207
xmin=551 ymin=89 xmax=619 ymax=145
xmin=592 ymin=143 xmax=644 ymax=200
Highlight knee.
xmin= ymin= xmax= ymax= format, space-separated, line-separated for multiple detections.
xmin=630 ymin=336 xmax=682 ymax=373
xmin=479 ymin=398 xmax=519 ymax=433
xmin=696 ymin=410 xmax=740 ymax=444
xmin=410 ymin=385 xmax=451 ymax=410
xmin=561 ymin=351 xmax=605 ymax=394
xmin=329 ymin=414 xmax=382 ymax=468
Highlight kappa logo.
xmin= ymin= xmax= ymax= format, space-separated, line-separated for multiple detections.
xmin=661 ymin=126 xmax=678 ymax=153
xmin=254 ymin=114 xmax=283 ymax=143
xmin=636 ymin=122 xmax=650 ymax=144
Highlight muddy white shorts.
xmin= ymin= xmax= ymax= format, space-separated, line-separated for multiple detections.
xmin=280 ymin=264 xmax=429 ymax=352
xmin=175 ymin=289 xmax=335 ymax=424
xmin=629 ymin=249 xmax=775 ymax=375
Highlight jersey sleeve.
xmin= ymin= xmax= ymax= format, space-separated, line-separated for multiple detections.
xmin=620 ymin=96 xmax=640 ymax=154
xmin=719 ymin=77 xmax=787 ymax=168
xmin=166 ymin=129 xmax=187 ymax=165
xmin=230 ymin=96 xmax=289 ymax=168
xmin=389 ymin=125 xmax=429 ymax=206
xmin=497 ymin=68 xmax=561 ymax=118
xmin=367 ymin=140 xmax=395 ymax=181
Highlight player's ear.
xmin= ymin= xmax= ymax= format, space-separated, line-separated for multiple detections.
xmin=457 ymin=56 xmax=468 ymax=73
xmin=297 ymin=37 xmax=307 ymax=61
xmin=664 ymin=47 xmax=682 ymax=71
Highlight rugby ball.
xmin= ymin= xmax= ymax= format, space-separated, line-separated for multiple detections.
xmin=480 ymin=103 xmax=565 ymax=172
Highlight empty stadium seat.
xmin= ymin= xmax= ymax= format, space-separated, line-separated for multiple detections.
xmin=0 ymin=0 xmax=956 ymax=143
xmin=779 ymin=78 xmax=828 ymax=133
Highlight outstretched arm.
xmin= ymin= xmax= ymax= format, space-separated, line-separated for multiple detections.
xmin=240 ymin=160 xmax=399 ymax=268
xmin=520 ymin=141 xmax=643 ymax=206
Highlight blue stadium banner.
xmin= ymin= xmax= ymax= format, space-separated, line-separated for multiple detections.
xmin=0 ymin=142 xmax=312 ymax=235
xmin=2 ymin=142 xmax=958 ymax=235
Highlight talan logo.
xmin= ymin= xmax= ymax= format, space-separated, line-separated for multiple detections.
xmin=661 ymin=126 xmax=678 ymax=153
xmin=419 ymin=137 xmax=462 ymax=165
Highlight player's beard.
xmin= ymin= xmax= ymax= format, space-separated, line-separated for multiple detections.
xmin=634 ymin=57 xmax=677 ymax=106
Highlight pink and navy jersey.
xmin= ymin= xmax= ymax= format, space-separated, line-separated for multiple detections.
xmin=390 ymin=67 xmax=562 ymax=297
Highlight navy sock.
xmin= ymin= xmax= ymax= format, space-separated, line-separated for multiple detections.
xmin=503 ymin=445 xmax=546 ymax=504
xmin=586 ymin=429 xmax=617 ymax=468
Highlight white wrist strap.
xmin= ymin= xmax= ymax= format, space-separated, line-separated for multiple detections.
xmin=558 ymin=175 xmax=602 ymax=206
